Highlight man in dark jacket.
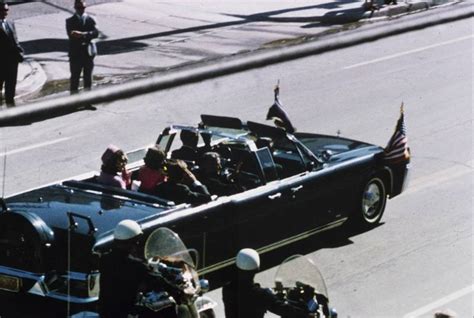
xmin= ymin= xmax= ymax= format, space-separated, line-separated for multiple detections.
xmin=155 ymin=159 xmax=212 ymax=205
xmin=66 ymin=0 xmax=99 ymax=94
xmin=198 ymin=152 xmax=243 ymax=197
xmin=223 ymin=248 xmax=306 ymax=318
xmin=0 ymin=2 xmax=24 ymax=107
xmin=171 ymin=130 xmax=199 ymax=163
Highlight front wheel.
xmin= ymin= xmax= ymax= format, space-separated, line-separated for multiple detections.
xmin=355 ymin=176 xmax=387 ymax=227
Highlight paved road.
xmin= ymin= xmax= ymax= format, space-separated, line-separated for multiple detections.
xmin=0 ymin=14 xmax=471 ymax=317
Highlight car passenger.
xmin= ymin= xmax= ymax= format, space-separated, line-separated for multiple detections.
xmin=198 ymin=152 xmax=243 ymax=196
xmin=97 ymin=145 xmax=131 ymax=189
xmin=137 ymin=145 xmax=167 ymax=194
xmin=154 ymin=159 xmax=212 ymax=205
xmin=171 ymin=130 xmax=199 ymax=163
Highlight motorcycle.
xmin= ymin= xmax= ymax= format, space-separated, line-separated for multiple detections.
xmin=72 ymin=227 xmax=216 ymax=318
xmin=272 ymin=255 xmax=337 ymax=318
xmin=135 ymin=227 xmax=217 ymax=318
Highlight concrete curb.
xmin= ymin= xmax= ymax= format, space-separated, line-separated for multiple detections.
xmin=16 ymin=59 xmax=47 ymax=102
xmin=318 ymin=1 xmax=434 ymax=23
xmin=377 ymin=2 xmax=431 ymax=17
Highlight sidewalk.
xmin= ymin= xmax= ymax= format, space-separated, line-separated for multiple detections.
xmin=13 ymin=0 xmax=457 ymax=104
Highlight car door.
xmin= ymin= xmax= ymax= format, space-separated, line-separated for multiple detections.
xmin=269 ymin=136 xmax=347 ymax=237
xmin=277 ymin=167 xmax=346 ymax=237
xmin=161 ymin=198 xmax=237 ymax=278
xmin=229 ymin=181 xmax=289 ymax=254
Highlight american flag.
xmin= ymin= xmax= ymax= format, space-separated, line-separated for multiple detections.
xmin=383 ymin=103 xmax=410 ymax=164
xmin=266 ymin=84 xmax=296 ymax=134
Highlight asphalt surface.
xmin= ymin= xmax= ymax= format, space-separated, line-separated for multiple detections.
xmin=3 ymin=0 xmax=461 ymax=106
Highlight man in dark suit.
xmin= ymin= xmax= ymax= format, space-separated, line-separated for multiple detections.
xmin=171 ymin=130 xmax=199 ymax=164
xmin=155 ymin=159 xmax=212 ymax=205
xmin=198 ymin=152 xmax=243 ymax=197
xmin=0 ymin=2 xmax=24 ymax=107
xmin=66 ymin=0 xmax=99 ymax=94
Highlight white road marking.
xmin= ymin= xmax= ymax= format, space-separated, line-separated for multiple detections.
xmin=343 ymin=34 xmax=474 ymax=70
xmin=405 ymin=160 xmax=473 ymax=195
xmin=403 ymin=284 xmax=474 ymax=318
xmin=0 ymin=137 xmax=71 ymax=157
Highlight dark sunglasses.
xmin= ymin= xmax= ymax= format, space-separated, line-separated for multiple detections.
xmin=0 ymin=8 xmax=9 ymax=12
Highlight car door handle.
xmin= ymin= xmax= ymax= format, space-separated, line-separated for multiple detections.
xmin=268 ymin=193 xmax=282 ymax=200
xmin=291 ymin=185 xmax=304 ymax=193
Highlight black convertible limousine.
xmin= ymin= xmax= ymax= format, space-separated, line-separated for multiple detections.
xmin=0 ymin=113 xmax=409 ymax=314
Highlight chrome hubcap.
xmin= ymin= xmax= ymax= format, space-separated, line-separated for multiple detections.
xmin=362 ymin=183 xmax=381 ymax=218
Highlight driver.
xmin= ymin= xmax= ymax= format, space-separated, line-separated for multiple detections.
xmin=198 ymin=152 xmax=243 ymax=196
xmin=222 ymin=248 xmax=307 ymax=318
xmin=98 ymin=220 xmax=151 ymax=318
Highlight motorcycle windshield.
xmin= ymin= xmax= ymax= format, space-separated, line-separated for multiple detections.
xmin=274 ymin=255 xmax=328 ymax=299
xmin=144 ymin=227 xmax=195 ymax=267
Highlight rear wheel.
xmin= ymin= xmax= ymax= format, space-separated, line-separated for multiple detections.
xmin=356 ymin=176 xmax=387 ymax=227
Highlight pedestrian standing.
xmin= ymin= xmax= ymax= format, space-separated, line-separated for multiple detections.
xmin=0 ymin=2 xmax=24 ymax=107
xmin=66 ymin=0 xmax=98 ymax=94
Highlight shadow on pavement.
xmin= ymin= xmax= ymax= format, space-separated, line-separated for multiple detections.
xmin=0 ymin=104 xmax=97 ymax=127
xmin=204 ymin=221 xmax=384 ymax=291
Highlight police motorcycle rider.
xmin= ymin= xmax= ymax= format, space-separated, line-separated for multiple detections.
xmin=98 ymin=221 xmax=216 ymax=318
xmin=222 ymin=248 xmax=307 ymax=318
xmin=98 ymin=219 xmax=155 ymax=318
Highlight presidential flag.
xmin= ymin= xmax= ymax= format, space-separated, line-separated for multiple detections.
xmin=266 ymin=84 xmax=296 ymax=134
xmin=383 ymin=103 xmax=410 ymax=164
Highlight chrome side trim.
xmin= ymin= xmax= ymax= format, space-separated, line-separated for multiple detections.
xmin=198 ymin=218 xmax=347 ymax=275
xmin=47 ymin=291 xmax=98 ymax=304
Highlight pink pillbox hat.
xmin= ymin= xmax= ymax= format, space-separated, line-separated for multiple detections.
xmin=101 ymin=144 xmax=120 ymax=164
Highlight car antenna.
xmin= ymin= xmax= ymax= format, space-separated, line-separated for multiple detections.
xmin=1 ymin=147 xmax=8 ymax=212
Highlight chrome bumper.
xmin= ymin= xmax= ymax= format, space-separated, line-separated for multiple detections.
xmin=0 ymin=265 xmax=99 ymax=304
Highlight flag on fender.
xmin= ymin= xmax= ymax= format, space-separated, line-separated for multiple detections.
xmin=266 ymin=84 xmax=296 ymax=134
xmin=383 ymin=103 xmax=410 ymax=164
